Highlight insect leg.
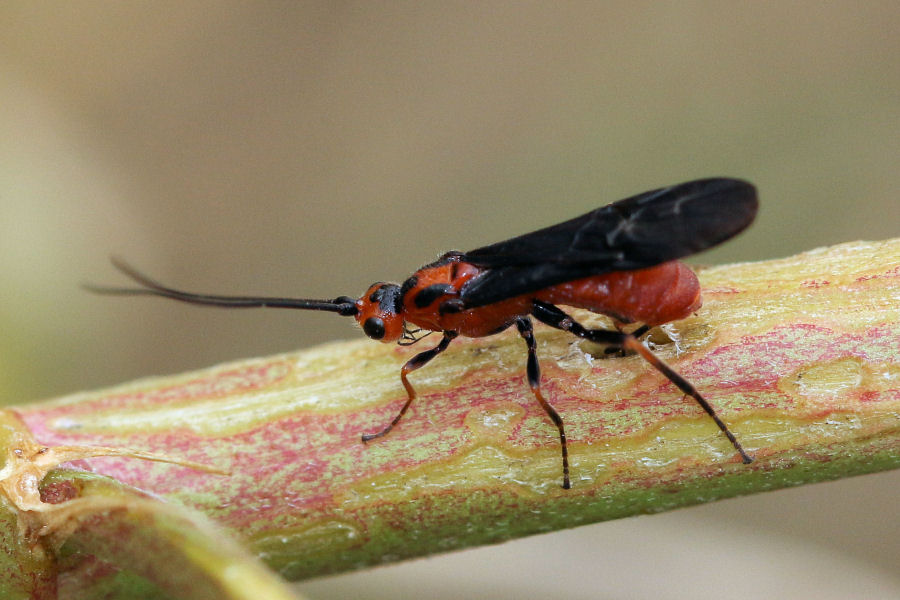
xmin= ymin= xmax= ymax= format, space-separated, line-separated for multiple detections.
xmin=361 ymin=331 xmax=458 ymax=443
xmin=603 ymin=323 xmax=652 ymax=356
xmin=515 ymin=317 xmax=570 ymax=489
xmin=531 ymin=300 xmax=753 ymax=464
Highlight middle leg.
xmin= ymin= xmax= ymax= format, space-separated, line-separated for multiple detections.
xmin=516 ymin=317 xmax=571 ymax=489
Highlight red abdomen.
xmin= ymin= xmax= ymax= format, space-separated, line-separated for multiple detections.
xmin=535 ymin=261 xmax=701 ymax=326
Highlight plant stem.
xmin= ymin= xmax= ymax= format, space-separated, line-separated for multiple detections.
xmin=5 ymin=239 xmax=899 ymax=582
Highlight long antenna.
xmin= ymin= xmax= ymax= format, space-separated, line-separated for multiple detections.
xmin=85 ymin=257 xmax=358 ymax=316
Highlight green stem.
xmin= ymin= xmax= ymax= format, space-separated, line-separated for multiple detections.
xmin=2 ymin=239 xmax=898 ymax=588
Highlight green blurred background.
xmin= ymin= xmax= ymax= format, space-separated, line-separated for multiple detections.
xmin=2 ymin=3 xmax=898 ymax=598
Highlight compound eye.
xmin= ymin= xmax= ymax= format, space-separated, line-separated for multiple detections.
xmin=363 ymin=316 xmax=386 ymax=340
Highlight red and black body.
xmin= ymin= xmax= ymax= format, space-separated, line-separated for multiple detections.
xmin=90 ymin=177 xmax=758 ymax=489
xmin=364 ymin=254 xmax=701 ymax=342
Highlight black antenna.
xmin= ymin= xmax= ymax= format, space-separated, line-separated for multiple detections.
xmin=85 ymin=257 xmax=358 ymax=316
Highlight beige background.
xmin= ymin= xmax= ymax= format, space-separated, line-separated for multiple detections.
xmin=2 ymin=3 xmax=898 ymax=598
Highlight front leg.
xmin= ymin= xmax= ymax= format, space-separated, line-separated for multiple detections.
xmin=362 ymin=331 xmax=458 ymax=442
xmin=531 ymin=300 xmax=753 ymax=465
xmin=516 ymin=317 xmax=570 ymax=489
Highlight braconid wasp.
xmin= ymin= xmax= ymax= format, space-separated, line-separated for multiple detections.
xmin=90 ymin=177 xmax=757 ymax=488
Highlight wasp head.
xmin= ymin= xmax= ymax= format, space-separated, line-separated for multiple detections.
xmin=356 ymin=283 xmax=404 ymax=343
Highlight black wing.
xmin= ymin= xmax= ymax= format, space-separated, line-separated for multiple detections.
xmin=459 ymin=177 xmax=757 ymax=308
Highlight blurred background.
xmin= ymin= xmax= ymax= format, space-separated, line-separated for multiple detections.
xmin=1 ymin=2 xmax=898 ymax=598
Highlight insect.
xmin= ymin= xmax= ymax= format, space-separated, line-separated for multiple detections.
xmin=90 ymin=177 xmax=757 ymax=489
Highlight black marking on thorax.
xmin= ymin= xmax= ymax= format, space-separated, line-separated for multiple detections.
xmin=414 ymin=283 xmax=456 ymax=308
xmin=400 ymin=275 xmax=419 ymax=303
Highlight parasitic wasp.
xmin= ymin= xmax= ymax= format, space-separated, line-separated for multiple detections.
xmin=89 ymin=177 xmax=758 ymax=488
